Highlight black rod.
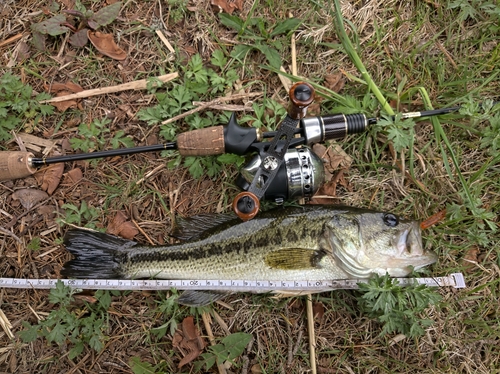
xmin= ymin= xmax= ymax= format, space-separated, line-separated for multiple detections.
xmin=31 ymin=143 xmax=177 ymax=167
xmin=28 ymin=103 xmax=490 ymax=168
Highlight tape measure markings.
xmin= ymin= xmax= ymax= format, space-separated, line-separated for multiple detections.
xmin=0 ymin=273 xmax=466 ymax=292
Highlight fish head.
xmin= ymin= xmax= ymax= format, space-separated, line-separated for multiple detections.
xmin=326 ymin=210 xmax=437 ymax=277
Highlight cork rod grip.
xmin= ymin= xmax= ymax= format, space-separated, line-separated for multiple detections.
xmin=0 ymin=152 xmax=37 ymax=181
xmin=176 ymin=126 xmax=225 ymax=156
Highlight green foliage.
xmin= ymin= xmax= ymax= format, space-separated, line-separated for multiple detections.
xmin=0 ymin=73 xmax=54 ymax=142
xmin=375 ymin=114 xmax=416 ymax=154
xmin=57 ymin=201 xmax=101 ymax=229
xmin=151 ymin=289 xmax=182 ymax=338
xmin=239 ymin=98 xmax=286 ymax=130
xmin=166 ymin=0 xmax=188 ymax=24
xmin=69 ymin=117 xmax=134 ymax=154
xmin=137 ymin=50 xmax=244 ymax=179
xmin=220 ymin=14 xmax=302 ymax=68
xmin=448 ymin=0 xmax=500 ymax=21
xmin=27 ymin=237 xmax=41 ymax=251
xmin=31 ymin=1 xmax=122 ymax=49
xmin=459 ymin=99 xmax=500 ymax=156
xmin=129 ymin=357 xmax=163 ymax=374
xmin=19 ymin=281 xmax=111 ymax=359
xmin=356 ymin=274 xmax=442 ymax=338
xmin=195 ymin=332 xmax=252 ymax=371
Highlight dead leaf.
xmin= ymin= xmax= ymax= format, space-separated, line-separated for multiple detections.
xmin=324 ymin=72 xmax=345 ymax=93
xmin=60 ymin=0 xmax=76 ymax=9
xmin=44 ymin=81 xmax=84 ymax=112
xmin=47 ymin=81 xmax=84 ymax=93
xmin=251 ymin=364 xmax=264 ymax=373
xmin=172 ymin=316 xmax=206 ymax=368
xmin=65 ymin=168 xmax=83 ymax=184
xmin=420 ymin=209 xmax=446 ymax=230
xmin=313 ymin=143 xmax=352 ymax=173
xmin=87 ymin=31 xmax=127 ymax=60
xmin=107 ymin=211 xmax=139 ymax=240
xmin=310 ymin=168 xmax=350 ymax=205
xmin=16 ymin=41 xmax=31 ymax=62
xmin=37 ymin=205 xmax=57 ymax=219
xmin=11 ymin=189 xmax=48 ymax=210
xmin=74 ymin=294 xmax=98 ymax=303
xmin=307 ymin=102 xmax=321 ymax=116
xmin=313 ymin=301 xmax=324 ymax=321
xmin=211 ymin=0 xmax=244 ymax=14
xmin=38 ymin=163 xmax=64 ymax=195
xmin=462 ymin=247 xmax=480 ymax=273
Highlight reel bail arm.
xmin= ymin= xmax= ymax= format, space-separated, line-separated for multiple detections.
xmin=233 ymin=82 xmax=315 ymax=220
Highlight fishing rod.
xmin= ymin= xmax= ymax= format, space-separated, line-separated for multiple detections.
xmin=0 ymin=82 xmax=471 ymax=220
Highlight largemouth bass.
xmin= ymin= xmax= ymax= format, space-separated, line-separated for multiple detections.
xmin=61 ymin=205 xmax=437 ymax=305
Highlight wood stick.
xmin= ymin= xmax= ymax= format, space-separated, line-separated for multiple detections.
xmin=0 ymin=33 xmax=24 ymax=48
xmin=290 ymin=12 xmax=298 ymax=76
xmin=161 ymin=92 xmax=263 ymax=125
xmin=306 ymin=295 xmax=317 ymax=374
xmin=155 ymin=29 xmax=175 ymax=53
xmin=278 ymin=66 xmax=292 ymax=92
xmin=40 ymin=73 xmax=179 ymax=103
xmin=202 ymin=312 xmax=227 ymax=374
xmin=192 ymin=102 xmax=252 ymax=111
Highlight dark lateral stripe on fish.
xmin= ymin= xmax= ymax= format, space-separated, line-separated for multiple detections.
xmin=61 ymin=229 xmax=134 ymax=278
xmin=125 ymin=216 xmax=325 ymax=264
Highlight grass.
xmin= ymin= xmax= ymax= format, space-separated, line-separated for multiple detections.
xmin=0 ymin=0 xmax=499 ymax=372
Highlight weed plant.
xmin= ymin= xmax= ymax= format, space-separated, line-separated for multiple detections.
xmin=19 ymin=281 xmax=114 ymax=359
xmin=0 ymin=73 xmax=53 ymax=142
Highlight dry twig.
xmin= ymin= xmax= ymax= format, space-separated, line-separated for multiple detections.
xmin=307 ymin=295 xmax=317 ymax=374
xmin=41 ymin=73 xmax=179 ymax=103
xmin=202 ymin=312 xmax=227 ymax=374
xmin=161 ymin=92 xmax=263 ymax=125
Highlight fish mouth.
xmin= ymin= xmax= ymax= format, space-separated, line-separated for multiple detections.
xmin=395 ymin=223 xmax=425 ymax=257
xmin=393 ymin=223 xmax=437 ymax=270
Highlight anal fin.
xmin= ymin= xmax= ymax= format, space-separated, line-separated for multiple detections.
xmin=178 ymin=290 xmax=229 ymax=307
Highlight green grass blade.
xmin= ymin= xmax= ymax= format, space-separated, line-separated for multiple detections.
xmin=418 ymin=87 xmax=479 ymax=216
xmin=330 ymin=0 xmax=394 ymax=115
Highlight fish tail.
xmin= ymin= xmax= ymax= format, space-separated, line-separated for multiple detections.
xmin=61 ymin=229 xmax=136 ymax=279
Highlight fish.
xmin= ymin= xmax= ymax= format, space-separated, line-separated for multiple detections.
xmin=61 ymin=205 xmax=437 ymax=306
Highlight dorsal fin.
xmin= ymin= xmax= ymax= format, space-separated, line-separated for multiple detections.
xmin=171 ymin=212 xmax=237 ymax=241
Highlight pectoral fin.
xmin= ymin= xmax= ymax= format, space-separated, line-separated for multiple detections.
xmin=265 ymin=249 xmax=325 ymax=270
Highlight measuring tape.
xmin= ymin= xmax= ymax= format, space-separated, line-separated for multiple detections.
xmin=0 ymin=273 xmax=465 ymax=292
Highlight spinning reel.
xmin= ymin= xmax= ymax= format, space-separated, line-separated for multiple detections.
xmin=1 ymin=80 xmax=464 ymax=221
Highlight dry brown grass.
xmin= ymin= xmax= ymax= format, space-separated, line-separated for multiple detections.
xmin=1 ymin=0 xmax=500 ymax=373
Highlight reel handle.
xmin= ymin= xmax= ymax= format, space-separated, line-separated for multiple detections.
xmin=288 ymin=82 xmax=315 ymax=119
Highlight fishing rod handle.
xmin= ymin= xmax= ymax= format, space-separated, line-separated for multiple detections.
xmin=0 ymin=152 xmax=37 ymax=182
xmin=301 ymin=113 xmax=368 ymax=144
xmin=177 ymin=113 xmax=262 ymax=156
xmin=176 ymin=126 xmax=225 ymax=156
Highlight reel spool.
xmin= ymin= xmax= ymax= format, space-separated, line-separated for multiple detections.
xmin=236 ymin=147 xmax=325 ymax=204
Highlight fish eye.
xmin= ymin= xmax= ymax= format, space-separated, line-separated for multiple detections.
xmin=383 ymin=213 xmax=399 ymax=227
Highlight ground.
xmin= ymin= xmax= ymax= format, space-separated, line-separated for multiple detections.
xmin=0 ymin=0 xmax=499 ymax=373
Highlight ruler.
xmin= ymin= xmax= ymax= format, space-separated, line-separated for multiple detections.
xmin=0 ymin=273 xmax=465 ymax=292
